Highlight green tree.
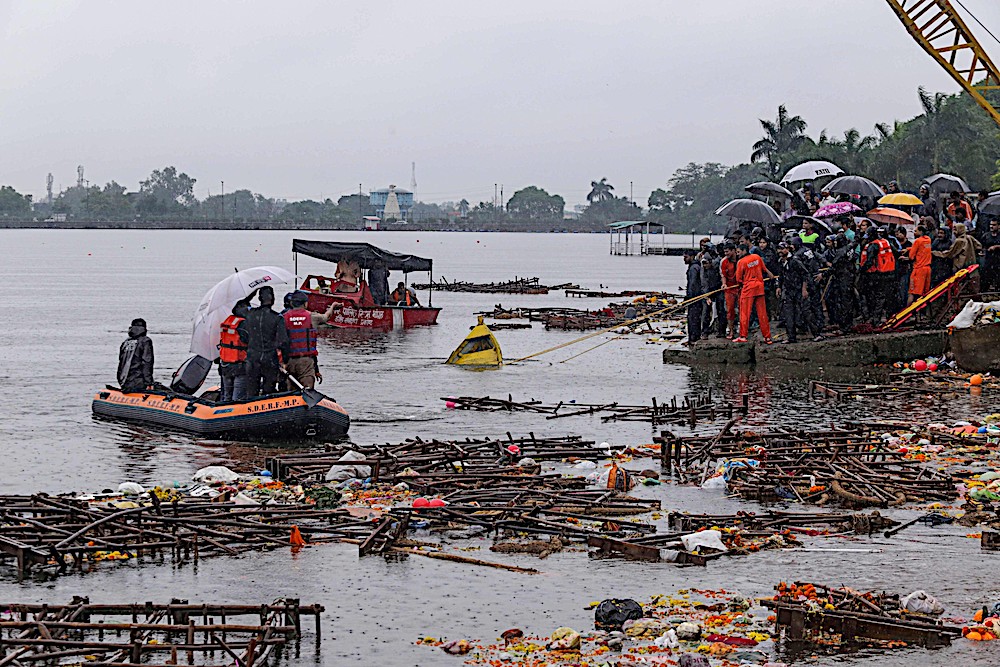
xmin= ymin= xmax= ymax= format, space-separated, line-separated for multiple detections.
xmin=506 ymin=186 xmax=565 ymax=221
xmin=586 ymin=178 xmax=614 ymax=203
xmin=137 ymin=166 xmax=196 ymax=217
xmin=581 ymin=196 xmax=641 ymax=225
xmin=457 ymin=199 xmax=470 ymax=217
xmin=87 ymin=181 xmax=133 ymax=220
xmin=0 ymin=185 xmax=32 ymax=218
xmin=750 ymin=105 xmax=808 ymax=179
xmin=336 ymin=193 xmax=374 ymax=218
xmin=648 ymin=162 xmax=761 ymax=233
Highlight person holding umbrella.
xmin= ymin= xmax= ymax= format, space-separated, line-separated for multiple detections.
xmin=234 ymin=286 xmax=291 ymax=397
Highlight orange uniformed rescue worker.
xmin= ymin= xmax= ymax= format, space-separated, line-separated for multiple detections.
xmin=907 ymin=225 xmax=932 ymax=305
xmin=733 ymin=244 xmax=774 ymax=344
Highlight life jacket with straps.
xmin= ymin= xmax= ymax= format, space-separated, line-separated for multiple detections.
xmin=861 ymin=238 xmax=896 ymax=273
xmin=218 ymin=315 xmax=247 ymax=363
xmin=607 ymin=462 xmax=634 ymax=492
xmin=283 ymin=308 xmax=318 ymax=358
xmin=875 ymin=238 xmax=895 ymax=273
xmin=392 ymin=288 xmax=412 ymax=306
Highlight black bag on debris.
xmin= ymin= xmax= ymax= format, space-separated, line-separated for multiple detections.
xmin=594 ymin=598 xmax=643 ymax=630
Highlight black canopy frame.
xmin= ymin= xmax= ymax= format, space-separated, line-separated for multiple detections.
xmin=292 ymin=239 xmax=434 ymax=306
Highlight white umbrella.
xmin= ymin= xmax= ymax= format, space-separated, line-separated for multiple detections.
xmin=191 ymin=266 xmax=295 ymax=359
xmin=780 ymin=160 xmax=844 ymax=184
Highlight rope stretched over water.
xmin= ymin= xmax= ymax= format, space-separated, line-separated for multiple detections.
xmin=505 ymin=284 xmax=735 ymax=365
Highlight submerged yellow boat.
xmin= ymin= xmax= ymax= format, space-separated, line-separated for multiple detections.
xmin=446 ymin=316 xmax=502 ymax=367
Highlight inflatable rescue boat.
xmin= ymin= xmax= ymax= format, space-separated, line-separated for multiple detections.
xmin=92 ymin=388 xmax=350 ymax=441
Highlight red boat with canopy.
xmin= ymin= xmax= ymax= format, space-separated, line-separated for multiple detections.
xmin=292 ymin=239 xmax=440 ymax=329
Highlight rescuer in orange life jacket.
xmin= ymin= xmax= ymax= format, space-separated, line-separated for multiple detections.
xmin=218 ymin=306 xmax=249 ymax=401
xmin=282 ymin=291 xmax=322 ymax=390
xmin=391 ymin=282 xmax=420 ymax=307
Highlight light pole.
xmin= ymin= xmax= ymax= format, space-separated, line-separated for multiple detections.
xmin=220 ymin=181 xmax=225 ymax=222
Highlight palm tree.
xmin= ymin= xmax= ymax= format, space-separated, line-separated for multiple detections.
xmin=457 ymin=198 xmax=470 ymax=217
xmin=587 ymin=178 xmax=615 ymax=203
xmin=750 ymin=105 xmax=808 ymax=180
xmin=918 ymin=86 xmax=948 ymax=173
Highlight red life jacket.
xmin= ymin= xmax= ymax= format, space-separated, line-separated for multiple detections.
xmin=862 ymin=239 xmax=896 ymax=273
xmin=283 ymin=308 xmax=318 ymax=358
xmin=875 ymin=238 xmax=896 ymax=273
xmin=218 ymin=315 xmax=247 ymax=363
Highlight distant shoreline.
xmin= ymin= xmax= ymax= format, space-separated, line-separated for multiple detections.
xmin=0 ymin=219 xmax=716 ymax=236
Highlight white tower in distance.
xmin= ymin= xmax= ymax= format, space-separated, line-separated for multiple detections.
xmin=383 ymin=185 xmax=401 ymax=221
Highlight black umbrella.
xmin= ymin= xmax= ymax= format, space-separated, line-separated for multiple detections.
xmin=714 ymin=198 xmax=781 ymax=226
xmin=781 ymin=215 xmax=834 ymax=235
xmin=923 ymin=173 xmax=970 ymax=194
xmin=824 ymin=175 xmax=885 ymax=198
xmin=979 ymin=194 xmax=1000 ymax=217
xmin=745 ymin=181 xmax=792 ymax=199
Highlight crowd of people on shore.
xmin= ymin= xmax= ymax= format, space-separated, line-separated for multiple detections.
xmin=685 ymin=182 xmax=1000 ymax=344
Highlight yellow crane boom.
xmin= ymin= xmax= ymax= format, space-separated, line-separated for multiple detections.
xmin=885 ymin=0 xmax=1000 ymax=126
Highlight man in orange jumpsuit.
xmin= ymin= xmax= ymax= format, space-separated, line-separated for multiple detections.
xmin=719 ymin=243 xmax=739 ymax=339
xmin=734 ymin=244 xmax=774 ymax=344
xmin=907 ymin=225 xmax=932 ymax=306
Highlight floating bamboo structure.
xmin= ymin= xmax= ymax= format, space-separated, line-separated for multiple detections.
xmin=442 ymin=392 xmax=746 ymax=425
xmin=0 ymin=596 xmax=323 ymax=666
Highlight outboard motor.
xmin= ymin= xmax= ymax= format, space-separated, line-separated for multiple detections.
xmin=170 ymin=355 xmax=213 ymax=394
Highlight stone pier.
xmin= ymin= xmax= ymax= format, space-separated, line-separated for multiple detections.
xmin=662 ymin=330 xmax=948 ymax=367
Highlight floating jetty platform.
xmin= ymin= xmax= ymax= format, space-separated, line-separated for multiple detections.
xmin=663 ymin=329 xmax=947 ymax=367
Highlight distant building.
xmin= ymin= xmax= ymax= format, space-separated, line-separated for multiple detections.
xmin=363 ymin=216 xmax=381 ymax=231
xmin=370 ymin=185 xmax=413 ymax=220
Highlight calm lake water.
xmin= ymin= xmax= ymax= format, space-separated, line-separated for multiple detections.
xmin=0 ymin=230 xmax=992 ymax=666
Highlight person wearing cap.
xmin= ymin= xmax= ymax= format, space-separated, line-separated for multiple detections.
xmin=234 ymin=286 xmax=291 ymax=396
xmin=282 ymin=291 xmax=322 ymax=390
xmin=683 ymin=249 xmax=704 ymax=344
xmin=827 ymin=234 xmax=858 ymax=331
xmin=782 ymin=237 xmax=821 ymax=342
xmin=916 ymin=184 xmax=938 ymax=222
xmin=118 ymin=318 xmax=154 ymax=393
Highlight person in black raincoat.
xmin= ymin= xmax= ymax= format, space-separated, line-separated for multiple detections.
xmin=118 ymin=318 xmax=154 ymax=392
xmin=700 ymin=252 xmax=725 ymax=337
xmin=930 ymin=226 xmax=954 ymax=287
xmin=795 ymin=237 xmax=826 ymax=336
xmin=683 ymin=249 xmax=704 ymax=343
xmin=777 ymin=239 xmax=818 ymax=343
xmin=234 ymin=286 xmax=291 ymax=397
xmin=368 ymin=261 xmax=390 ymax=306
xmin=826 ymin=234 xmax=858 ymax=331
xmin=758 ymin=237 xmax=781 ymax=324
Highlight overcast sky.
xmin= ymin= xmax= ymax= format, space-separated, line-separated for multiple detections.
xmin=2 ymin=0 xmax=1000 ymax=207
